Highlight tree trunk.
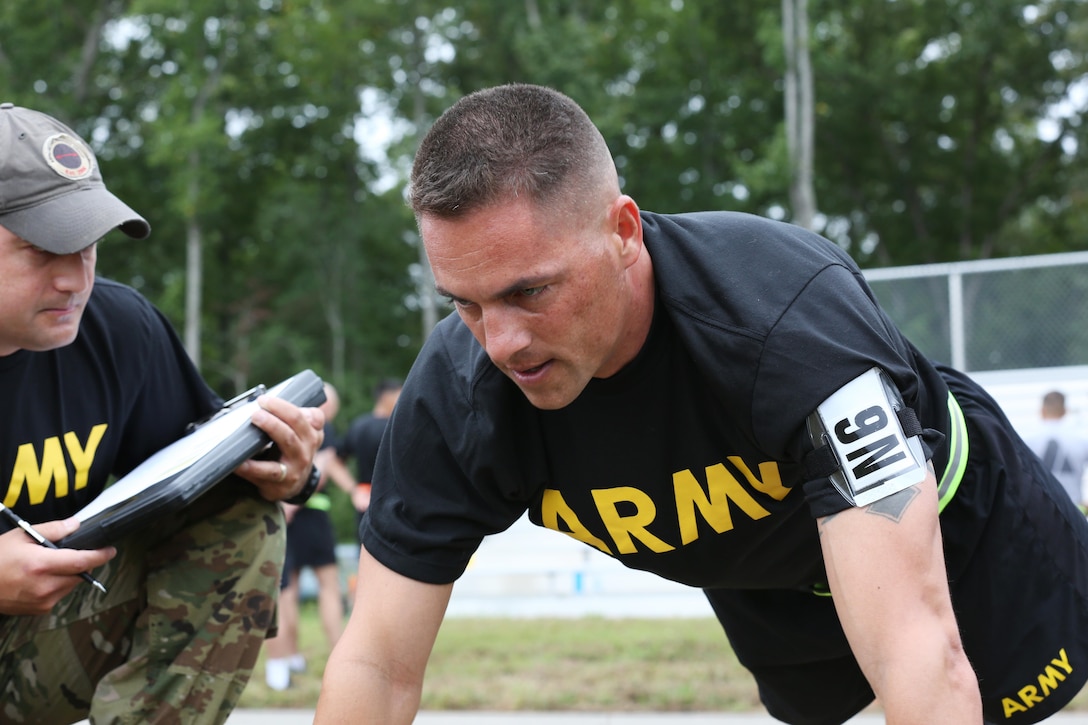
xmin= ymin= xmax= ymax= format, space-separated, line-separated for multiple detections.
xmin=184 ymin=157 xmax=203 ymax=369
xmin=782 ymin=0 xmax=817 ymax=229
xmin=182 ymin=47 xmax=224 ymax=369
xmin=324 ymin=294 xmax=346 ymax=385
xmin=410 ymin=30 xmax=438 ymax=340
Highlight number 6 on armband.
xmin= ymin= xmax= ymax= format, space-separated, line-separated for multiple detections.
xmin=804 ymin=367 xmax=928 ymax=508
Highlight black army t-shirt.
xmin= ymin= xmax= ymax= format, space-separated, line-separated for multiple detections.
xmin=531 ymin=300 xmax=826 ymax=589
xmin=0 ymin=278 xmax=219 ymax=527
xmin=361 ymin=211 xmax=953 ymax=589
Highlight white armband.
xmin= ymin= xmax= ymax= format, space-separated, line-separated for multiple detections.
xmin=805 ymin=367 xmax=927 ymax=507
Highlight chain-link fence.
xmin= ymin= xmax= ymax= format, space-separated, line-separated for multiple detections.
xmin=863 ymin=250 xmax=1088 ymax=373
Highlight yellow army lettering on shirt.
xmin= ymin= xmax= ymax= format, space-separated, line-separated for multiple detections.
xmin=3 ymin=424 xmax=108 ymax=507
xmin=1002 ymin=648 xmax=1073 ymax=719
xmin=541 ymin=456 xmax=791 ymax=554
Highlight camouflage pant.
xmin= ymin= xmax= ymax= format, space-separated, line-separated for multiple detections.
xmin=0 ymin=482 xmax=286 ymax=725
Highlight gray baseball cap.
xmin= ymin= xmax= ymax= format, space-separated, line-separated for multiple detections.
xmin=0 ymin=102 xmax=150 ymax=254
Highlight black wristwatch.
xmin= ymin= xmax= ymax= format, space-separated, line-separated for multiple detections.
xmin=284 ymin=464 xmax=321 ymax=505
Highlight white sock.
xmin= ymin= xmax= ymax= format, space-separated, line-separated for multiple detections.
xmin=288 ymin=653 xmax=307 ymax=673
xmin=265 ymin=658 xmax=291 ymax=690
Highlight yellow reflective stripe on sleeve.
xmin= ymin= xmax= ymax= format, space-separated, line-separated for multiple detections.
xmin=937 ymin=391 xmax=969 ymax=513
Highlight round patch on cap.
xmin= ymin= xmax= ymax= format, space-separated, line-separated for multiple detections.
xmin=42 ymin=133 xmax=94 ymax=179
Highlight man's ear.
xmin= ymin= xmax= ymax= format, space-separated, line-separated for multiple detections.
xmin=611 ymin=194 xmax=643 ymax=266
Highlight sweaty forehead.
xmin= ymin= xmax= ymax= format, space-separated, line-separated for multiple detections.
xmin=425 ymin=202 xmax=538 ymax=267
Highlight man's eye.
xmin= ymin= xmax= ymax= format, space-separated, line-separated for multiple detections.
xmin=520 ymin=286 xmax=545 ymax=298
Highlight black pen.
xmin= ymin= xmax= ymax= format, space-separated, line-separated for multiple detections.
xmin=0 ymin=503 xmax=108 ymax=594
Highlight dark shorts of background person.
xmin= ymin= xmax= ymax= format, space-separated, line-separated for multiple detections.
xmin=704 ymin=373 xmax=1088 ymax=725
xmin=281 ymin=507 xmax=339 ymax=590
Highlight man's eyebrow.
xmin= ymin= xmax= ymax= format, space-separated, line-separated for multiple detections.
xmin=435 ymin=276 xmax=552 ymax=303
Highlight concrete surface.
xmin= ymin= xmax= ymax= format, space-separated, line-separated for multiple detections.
xmin=224 ymin=709 xmax=1088 ymax=724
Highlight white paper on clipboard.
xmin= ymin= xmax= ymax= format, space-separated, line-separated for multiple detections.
xmin=57 ymin=369 xmax=325 ymax=549
xmin=73 ymin=401 xmax=260 ymax=523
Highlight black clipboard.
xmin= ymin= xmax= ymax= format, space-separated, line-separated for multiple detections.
xmin=57 ymin=369 xmax=326 ymax=549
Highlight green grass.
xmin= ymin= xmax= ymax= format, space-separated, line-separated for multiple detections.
xmin=240 ymin=602 xmax=1088 ymax=713
xmin=421 ymin=617 xmax=758 ymax=712
xmin=240 ymin=605 xmax=758 ymax=712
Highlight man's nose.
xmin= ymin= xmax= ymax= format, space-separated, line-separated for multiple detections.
xmin=481 ymin=307 xmax=531 ymax=362
xmin=52 ymin=251 xmax=94 ymax=292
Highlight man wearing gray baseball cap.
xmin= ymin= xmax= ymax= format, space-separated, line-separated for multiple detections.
xmin=0 ymin=102 xmax=150 ymax=253
xmin=0 ymin=104 xmax=325 ymax=724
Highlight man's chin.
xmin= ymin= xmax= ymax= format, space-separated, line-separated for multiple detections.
xmin=30 ymin=327 xmax=81 ymax=352
xmin=517 ymin=383 xmax=583 ymax=411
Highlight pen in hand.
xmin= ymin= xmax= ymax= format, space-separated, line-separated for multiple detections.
xmin=0 ymin=503 xmax=108 ymax=594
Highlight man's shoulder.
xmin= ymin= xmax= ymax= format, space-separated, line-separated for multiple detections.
xmin=641 ymin=210 xmax=856 ymax=272
xmin=641 ymin=211 xmax=861 ymax=336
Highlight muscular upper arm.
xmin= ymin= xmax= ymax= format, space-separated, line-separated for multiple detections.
xmin=316 ymin=546 xmax=453 ymax=724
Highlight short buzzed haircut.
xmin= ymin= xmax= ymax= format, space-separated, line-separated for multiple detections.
xmin=409 ymin=84 xmax=617 ymax=220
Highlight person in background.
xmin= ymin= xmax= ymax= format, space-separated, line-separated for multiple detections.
xmin=265 ymin=382 xmax=354 ymax=690
xmin=342 ymin=378 xmax=403 ymax=541
xmin=316 ymin=84 xmax=1088 ymax=725
xmin=1025 ymin=390 xmax=1088 ymax=512
xmin=0 ymin=103 xmax=324 ymax=724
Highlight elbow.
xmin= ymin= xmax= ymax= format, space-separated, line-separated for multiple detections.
xmin=946 ymin=637 xmax=981 ymax=704
xmin=318 ymin=653 xmax=425 ymax=724
xmin=875 ymin=626 xmax=981 ymax=723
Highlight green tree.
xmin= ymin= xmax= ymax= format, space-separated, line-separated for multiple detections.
xmin=811 ymin=0 xmax=1087 ymax=265
xmin=3 ymin=0 xmax=1086 ymax=396
xmin=1 ymin=1 xmax=422 ymax=407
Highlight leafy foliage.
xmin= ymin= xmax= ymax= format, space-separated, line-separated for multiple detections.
xmin=1 ymin=0 xmax=1086 ymax=417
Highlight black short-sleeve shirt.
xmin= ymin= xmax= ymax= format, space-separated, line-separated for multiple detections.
xmin=360 ymin=212 xmax=953 ymax=589
xmin=0 ymin=278 xmax=220 ymax=527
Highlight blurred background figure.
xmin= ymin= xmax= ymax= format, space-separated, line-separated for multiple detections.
xmin=1025 ymin=390 xmax=1088 ymax=512
xmin=342 ymin=378 xmax=403 ymax=540
xmin=265 ymin=383 xmax=355 ymax=690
